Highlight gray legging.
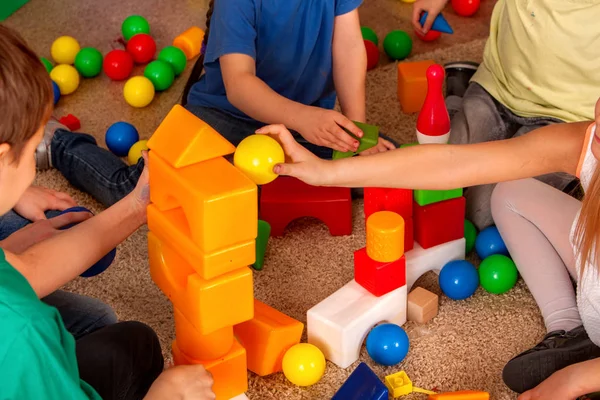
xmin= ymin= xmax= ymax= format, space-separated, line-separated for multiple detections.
xmin=491 ymin=178 xmax=582 ymax=333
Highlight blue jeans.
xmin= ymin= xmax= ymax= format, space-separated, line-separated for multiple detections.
xmin=0 ymin=210 xmax=117 ymax=339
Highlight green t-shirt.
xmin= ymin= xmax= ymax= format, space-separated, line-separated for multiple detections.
xmin=0 ymin=249 xmax=101 ymax=399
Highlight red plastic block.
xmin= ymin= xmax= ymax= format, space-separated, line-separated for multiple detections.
xmin=354 ymin=247 xmax=406 ymax=297
xmin=413 ymin=197 xmax=465 ymax=249
xmin=59 ymin=114 xmax=81 ymax=131
xmin=260 ymin=177 xmax=352 ymax=236
xmin=364 ymin=188 xmax=413 ymax=219
xmin=405 ymin=216 xmax=414 ymax=252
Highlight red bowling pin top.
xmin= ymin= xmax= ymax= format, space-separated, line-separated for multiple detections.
xmin=416 ymin=64 xmax=451 ymax=144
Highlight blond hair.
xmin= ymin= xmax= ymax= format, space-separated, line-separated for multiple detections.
xmin=575 ymin=166 xmax=600 ymax=273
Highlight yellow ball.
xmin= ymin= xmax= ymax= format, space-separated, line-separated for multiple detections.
xmin=128 ymin=140 xmax=149 ymax=165
xmin=51 ymin=36 xmax=80 ymax=64
xmin=124 ymin=76 xmax=155 ymax=108
xmin=50 ymin=64 xmax=80 ymax=95
xmin=233 ymin=134 xmax=285 ymax=185
xmin=282 ymin=343 xmax=326 ymax=386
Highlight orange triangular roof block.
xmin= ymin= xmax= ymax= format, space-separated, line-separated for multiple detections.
xmin=147 ymin=105 xmax=236 ymax=168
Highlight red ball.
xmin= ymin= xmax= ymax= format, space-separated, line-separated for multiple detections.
xmin=415 ymin=29 xmax=442 ymax=42
xmin=364 ymin=39 xmax=379 ymax=70
xmin=103 ymin=50 xmax=134 ymax=81
xmin=451 ymin=0 xmax=480 ymax=17
xmin=126 ymin=33 xmax=156 ymax=64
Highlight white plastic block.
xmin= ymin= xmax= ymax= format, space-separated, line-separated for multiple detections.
xmin=307 ymin=279 xmax=407 ymax=369
xmin=229 ymin=395 xmax=249 ymax=400
xmin=405 ymin=238 xmax=465 ymax=290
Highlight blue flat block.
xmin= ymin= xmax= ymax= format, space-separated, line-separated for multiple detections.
xmin=332 ymin=362 xmax=388 ymax=400
xmin=419 ymin=12 xmax=454 ymax=34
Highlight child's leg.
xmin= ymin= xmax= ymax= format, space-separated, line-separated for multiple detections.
xmin=76 ymin=321 xmax=164 ymax=400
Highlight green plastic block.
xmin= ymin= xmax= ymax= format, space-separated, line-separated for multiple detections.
xmin=252 ymin=220 xmax=271 ymax=271
xmin=400 ymin=142 xmax=418 ymax=148
xmin=332 ymin=121 xmax=379 ymax=159
xmin=0 ymin=0 xmax=29 ymax=21
xmin=414 ymin=188 xmax=463 ymax=206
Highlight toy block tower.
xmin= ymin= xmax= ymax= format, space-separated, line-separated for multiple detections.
xmin=146 ymin=105 xmax=257 ymax=400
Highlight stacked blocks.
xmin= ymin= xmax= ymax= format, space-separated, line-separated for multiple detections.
xmin=332 ymin=362 xmax=388 ymax=400
xmin=414 ymin=196 xmax=465 ymax=249
xmin=397 ymin=59 xmax=435 ymax=113
xmin=364 ymin=188 xmax=414 ymax=251
xmin=332 ymin=121 xmax=380 ymax=159
xmin=173 ymin=26 xmax=205 ymax=60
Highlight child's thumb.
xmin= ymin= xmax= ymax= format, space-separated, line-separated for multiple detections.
xmin=273 ymin=162 xmax=297 ymax=178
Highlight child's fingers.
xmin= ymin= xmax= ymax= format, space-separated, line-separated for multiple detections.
xmin=334 ymin=115 xmax=363 ymax=138
xmin=49 ymin=211 xmax=92 ymax=229
xmin=412 ymin=7 xmax=426 ymax=33
xmin=273 ymin=162 xmax=299 ymax=178
xmin=53 ymin=191 xmax=78 ymax=208
xmin=256 ymin=124 xmax=305 ymax=157
xmin=422 ymin=11 xmax=436 ymax=33
xmin=381 ymin=138 xmax=397 ymax=150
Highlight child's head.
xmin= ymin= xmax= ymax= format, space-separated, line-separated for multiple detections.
xmin=0 ymin=25 xmax=53 ymax=215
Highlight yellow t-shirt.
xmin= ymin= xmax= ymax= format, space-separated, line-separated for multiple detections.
xmin=472 ymin=0 xmax=600 ymax=123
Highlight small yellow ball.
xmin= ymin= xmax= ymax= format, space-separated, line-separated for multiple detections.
xmin=50 ymin=64 xmax=80 ymax=95
xmin=282 ymin=343 xmax=326 ymax=386
xmin=128 ymin=140 xmax=149 ymax=165
xmin=233 ymin=134 xmax=284 ymax=185
xmin=123 ymin=76 xmax=155 ymax=108
xmin=51 ymin=36 xmax=81 ymax=65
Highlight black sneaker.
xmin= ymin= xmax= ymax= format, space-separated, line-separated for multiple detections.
xmin=502 ymin=326 xmax=600 ymax=394
xmin=444 ymin=61 xmax=479 ymax=98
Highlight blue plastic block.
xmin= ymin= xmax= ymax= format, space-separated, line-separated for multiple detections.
xmin=419 ymin=12 xmax=454 ymax=34
xmin=332 ymin=362 xmax=389 ymax=400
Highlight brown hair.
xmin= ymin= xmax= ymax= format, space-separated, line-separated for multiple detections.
xmin=575 ymin=156 xmax=600 ymax=274
xmin=181 ymin=0 xmax=214 ymax=105
xmin=0 ymin=24 xmax=53 ymax=162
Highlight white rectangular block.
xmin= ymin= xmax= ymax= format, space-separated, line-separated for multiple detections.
xmin=405 ymin=238 xmax=465 ymax=290
xmin=307 ymin=279 xmax=407 ymax=369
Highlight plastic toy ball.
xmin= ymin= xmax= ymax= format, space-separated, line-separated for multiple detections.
xmin=103 ymin=50 xmax=134 ymax=81
xmin=51 ymin=36 xmax=80 ymax=65
xmin=126 ymin=33 xmax=157 ymax=64
xmin=52 ymin=81 xmax=61 ymax=105
xmin=479 ymin=254 xmax=518 ymax=294
xmin=128 ymin=140 xmax=149 ymax=165
xmin=158 ymin=46 xmax=187 ymax=76
xmin=123 ymin=76 xmax=155 ymax=108
xmin=74 ymin=47 xmax=103 ymax=78
xmin=475 ymin=225 xmax=509 ymax=259
xmin=233 ymin=134 xmax=285 ymax=185
xmin=361 ymin=26 xmax=379 ymax=45
xmin=415 ymin=28 xmax=442 ymax=42
xmin=439 ymin=260 xmax=479 ymax=300
xmin=364 ymin=40 xmax=379 ymax=70
xmin=464 ymin=219 xmax=477 ymax=254
xmin=383 ymin=30 xmax=412 ymax=60
xmin=106 ymin=122 xmax=140 ymax=157
xmin=451 ymin=0 xmax=480 ymax=17
xmin=58 ymin=206 xmax=117 ymax=278
xmin=50 ymin=64 xmax=80 ymax=95
xmin=122 ymin=15 xmax=151 ymax=41
xmin=41 ymin=57 xmax=53 ymax=73
xmin=144 ymin=60 xmax=175 ymax=91
xmin=282 ymin=343 xmax=326 ymax=386
xmin=366 ymin=323 xmax=410 ymax=366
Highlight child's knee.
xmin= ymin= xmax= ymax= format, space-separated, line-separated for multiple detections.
xmin=491 ymin=180 xmax=527 ymax=221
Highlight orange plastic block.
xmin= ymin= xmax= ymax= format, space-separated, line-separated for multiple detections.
xmin=147 ymin=105 xmax=235 ymax=168
xmin=429 ymin=391 xmax=490 ymax=400
xmin=366 ymin=211 xmax=405 ymax=262
xmin=172 ymin=339 xmax=248 ymax=400
xmin=149 ymin=152 xmax=257 ymax=254
xmin=148 ymin=205 xmax=255 ymax=280
xmin=233 ymin=300 xmax=304 ymax=376
xmin=397 ymin=59 xmax=436 ymax=113
xmin=148 ymin=232 xmax=254 ymax=335
xmin=173 ymin=27 xmax=205 ymax=60
xmin=174 ymin=307 xmax=234 ymax=360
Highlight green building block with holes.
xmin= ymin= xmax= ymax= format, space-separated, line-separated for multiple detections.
xmin=0 ymin=0 xmax=29 ymax=21
xmin=332 ymin=121 xmax=379 ymax=159
xmin=252 ymin=220 xmax=271 ymax=271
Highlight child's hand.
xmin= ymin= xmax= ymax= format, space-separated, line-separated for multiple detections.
xmin=412 ymin=0 xmax=449 ymax=35
xmin=14 ymin=186 xmax=77 ymax=221
xmin=128 ymin=152 xmax=150 ymax=222
xmin=359 ymin=137 xmax=396 ymax=156
xmin=297 ymin=107 xmax=363 ymax=153
xmin=518 ymin=366 xmax=581 ymax=400
xmin=255 ymin=125 xmax=334 ymax=186
xmin=145 ymin=365 xmax=215 ymax=400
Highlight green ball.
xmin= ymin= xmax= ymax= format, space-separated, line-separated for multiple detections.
xmin=361 ymin=27 xmax=378 ymax=46
xmin=74 ymin=48 xmax=103 ymax=78
xmin=144 ymin=60 xmax=175 ymax=91
xmin=158 ymin=46 xmax=187 ymax=76
xmin=383 ymin=30 xmax=412 ymax=60
xmin=41 ymin=57 xmax=53 ymax=73
xmin=122 ymin=15 xmax=150 ymax=41
xmin=464 ymin=219 xmax=477 ymax=254
xmin=479 ymin=255 xmax=518 ymax=294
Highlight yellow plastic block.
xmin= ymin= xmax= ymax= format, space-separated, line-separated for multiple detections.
xmin=173 ymin=27 xmax=205 ymax=60
xmin=148 ymin=232 xmax=254 ymax=335
xmin=233 ymin=300 xmax=304 ymax=376
xmin=385 ymin=371 xmax=436 ymax=397
xmin=147 ymin=105 xmax=235 ymax=168
xmin=174 ymin=307 xmax=234 ymax=360
xmin=397 ymin=60 xmax=436 ymax=113
xmin=366 ymin=211 xmax=405 ymax=262
xmin=149 ymin=152 xmax=257 ymax=254
xmin=172 ymin=339 xmax=248 ymax=400
xmin=429 ymin=391 xmax=490 ymax=400
xmin=148 ymin=205 xmax=255 ymax=280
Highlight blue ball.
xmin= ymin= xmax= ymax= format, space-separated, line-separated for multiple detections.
xmin=58 ymin=206 xmax=117 ymax=278
xmin=106 ymin=122 xmax=139 ymax=157
xmin=365 ymin=323 xmax=409 ymax=366
xmin=475 ymin=226 xmax=509 ymax=259
xmin=439 ymin=260 xmax=479 ymax=300
xmin=52 ymin=80 xmax=60 ymax=105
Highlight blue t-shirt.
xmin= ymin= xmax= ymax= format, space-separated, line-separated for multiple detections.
xmin=187 ymin=0 xmax=363 ymax=121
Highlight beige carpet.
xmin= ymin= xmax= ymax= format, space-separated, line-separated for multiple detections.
xmin=4 ymin=1 xmax=545 ymax=399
